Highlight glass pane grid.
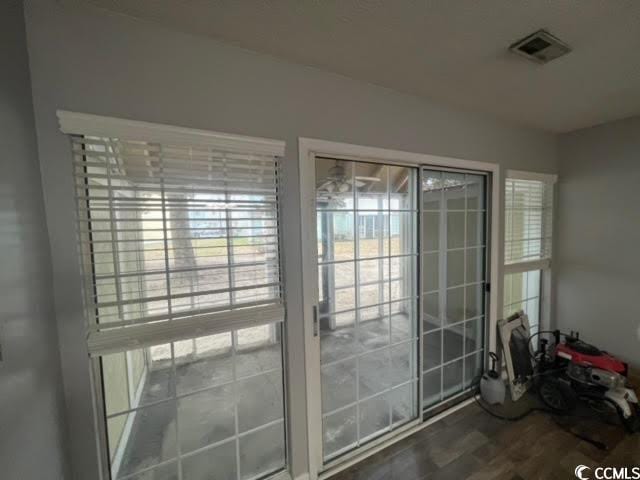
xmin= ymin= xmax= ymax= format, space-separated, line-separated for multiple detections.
xmin=422 ymin=347 xmax=485 ymax=374
xmin=320 ymin=335 xmax=419 ymax=370
xmin=102 ymin=324 xmax=286 ymax=480
xmin=503 ymin=270 xmax=541 ymax=332
xmin=316 ymin=159 xmax=419 ymax=462
xmin=319 ymin=296 xmax=419 ymax=320
xmin=420 ymin=169 xmax=487 ymax=411
xmin=321 ymin=377 xmax=419 ymax=419
xmin=318 ymin=253 xmax=417 ymax=269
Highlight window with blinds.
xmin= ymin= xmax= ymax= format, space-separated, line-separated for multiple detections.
xmin=60 ymin=112 xmax=289 ymax=480
xmin=504 ymin=177 xmax=553 ymax=265
xmin=60 ymin=111 xmax=286 ymax=355
xmin=503 ymin=173 xmax=555 ymax=330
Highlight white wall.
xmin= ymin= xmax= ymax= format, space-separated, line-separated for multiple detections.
xmin=0 ymin=1 xmax=69 ymax=478
xmin=556 ymin=116 xmax=640 ymax=368
xmin=24 ymin=0 xmax=557 ymax=478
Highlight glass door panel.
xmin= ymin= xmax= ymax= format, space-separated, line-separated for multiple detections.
xmin=421 ymin=170 xmax=487 ymax=410
xmin=315 ymin=158 xmax=419 ymax=462
xmin=101 ymin=324 xmax=286 ymax=480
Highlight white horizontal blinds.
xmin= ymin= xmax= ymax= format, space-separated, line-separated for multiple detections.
xmin=504 ymin=177 xmax=553 ymax=265
xmin=60 ymin=112 xmax=286 ymax=355
xmin=75 ymin=137 xmax=281 ymax=326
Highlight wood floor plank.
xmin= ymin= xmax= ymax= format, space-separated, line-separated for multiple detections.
xmin=602 ymin=433 xmax=640 ymax=465
xmin=329 ymin=403 xmax=640 ymax=480
xmin=430 ymin=453 xmax=484 ymax=480
xmin=430 ymin=430 xmax=490 ymax=468
xmin=388 ymin=443 xmax=439 ymax=480
xmin=465 ymin=452 xmax=516 ymax=480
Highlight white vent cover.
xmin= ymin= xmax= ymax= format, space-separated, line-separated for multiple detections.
xmin=509 ymin=30 xmax=571 ymax=64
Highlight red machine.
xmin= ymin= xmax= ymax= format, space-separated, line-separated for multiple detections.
xmin=535 ymin=331 xmax=639 ymax=432
xmin=555 ymin=337 xmax=627 ymax=375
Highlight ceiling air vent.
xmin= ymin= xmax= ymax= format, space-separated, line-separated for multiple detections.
xmin=509 ymin=29 xmax=570 ymax=64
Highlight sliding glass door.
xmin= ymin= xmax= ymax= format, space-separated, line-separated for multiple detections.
xmin=315 ymin=158 xmax=419 ymax=462
xmin=309 ymin=156 xmax=489 ymax=469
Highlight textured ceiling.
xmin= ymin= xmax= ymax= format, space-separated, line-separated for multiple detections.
xmin=66 ymin=0 xmax=640 ymax=132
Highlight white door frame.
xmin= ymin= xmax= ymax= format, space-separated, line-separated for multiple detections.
xmin=298 ymin=138 xmax=503 ymax=479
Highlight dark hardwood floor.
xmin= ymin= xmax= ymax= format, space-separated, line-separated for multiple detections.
xmin=329 ymin=400 xmax=640 ymax=480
